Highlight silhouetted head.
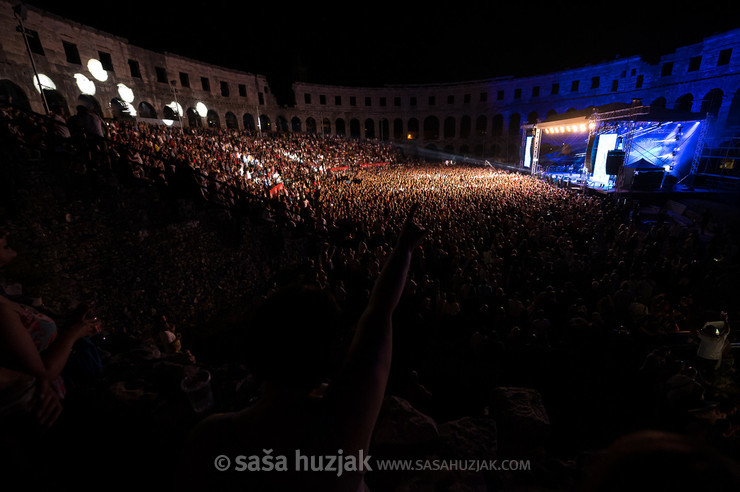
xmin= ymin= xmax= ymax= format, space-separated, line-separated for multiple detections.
xmin=581 ymin=430 xmax=740 ymax=492
xmin=245 ymin=283 xmax=342 ymax=391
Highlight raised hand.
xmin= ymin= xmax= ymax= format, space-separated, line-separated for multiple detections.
xmin=397 ymin=202 xmax=426 ymax=251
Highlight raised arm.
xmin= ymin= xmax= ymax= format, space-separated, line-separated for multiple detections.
xmin=0 ymin=303 xmax=98 ymax=383
xmin=329 ymin=203 xmax=426 ymax=452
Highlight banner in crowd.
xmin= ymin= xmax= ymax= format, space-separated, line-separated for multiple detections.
xmin=269 ymin=182 xmax=284 ymax=198
xmin=329 ymin=163 xmax=390 ymax=172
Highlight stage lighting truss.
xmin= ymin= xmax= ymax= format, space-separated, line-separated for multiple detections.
xmin=543 ymin=124 xmax=589 ymax=134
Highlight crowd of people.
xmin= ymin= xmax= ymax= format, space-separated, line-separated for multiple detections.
xmin=1 ymin=102 xmax=739 ymax=489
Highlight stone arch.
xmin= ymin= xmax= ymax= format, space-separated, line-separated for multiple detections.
xmin=492 ymin=114 xmax=504 ymax=137
xmin=350 ymin=118 xmax=361 ymax=139
xmin=276 ymin=115 xmax=289 ymax=133
xmin=110 ymin=98 xmax=134 ymax=120
xmin=138 ymin=101 xmax=157 ymax=119
xmin=675 ymin=93 xmax=694 ymax=112
xmin=407 ymin=118 xmax=419 ymax=140
xmin=527 ymin=111 xmax=538 ymax=125
xmin=476 ymin=114 xmax=487 ymax=136
xmin=378 ymin=118 xmax=390 ymax=141
xmin=291 ymin=116 xmax=302 ymax=132
xmin=163 ymin=105 xmax=178 ymax=121
xmin=0 ymin=79 xmax=31 ymax=111
xmin=258 ymin=114 xmax=271 ymax=132
xmin=206 ymin=110 xmax=220 ymax=128
xmin=225 ymin=111 xmax=238 ymax=129
xmin=44 ymin=90 xmax=68 ymax=115
xmin=335 ymin=118 xmax=346 ymax=137
xmin=444 ymin=116 xmax=456 ymax=139
xmin=460 ymin=115 xmax=471 ymax=138
xmin=78 ymin=94 xmax=103 ymax=115
xmin=244 ymin=114 xmax=257 ymax=132
xmin=306 ymin=117 xmax=317 ymax=134
xmin=185 ymin=107 xmax=203 ymax=128
xmin=187 ymin=108 xmax=202 ymax=128
xmin=508 ymin=113 xmax=521 ymax=135
xmin=545 ymin=109 xmax=558 ymax=121
xmin=322 ymin=117 xmax=331 ymax=135
xmin=393 ymin=118 xmax=403 ymax=139
xmin=423 ymin=116 xmax=439 ymax=140
xmin=651 ymin=97 xmax=667 ymax=110
xmin=700 ymin=88 xmax=723 ymax=117
xmin=364 ymin=118 xmax=375 ymax=139
xmin=726 ymin=88 xmax=740 ymax=127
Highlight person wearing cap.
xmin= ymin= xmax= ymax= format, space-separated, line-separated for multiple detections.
xmin=694 ymin=312 xmax=730 ymax=382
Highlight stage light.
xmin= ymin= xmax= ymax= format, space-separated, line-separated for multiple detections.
xmin=560 ymin=126 xmax=565 ymax=133
xmin=124 ymin=101 xmax=137 ymax=116
xmin=87 ymin=58 xmax=108 ymax=82
xmin=196 ymin=102 xmax=208 ymax=117
xmin=168 ymin=101 xmax=183 ymax=117
xmin=32 ymin=74 xmax=55 ymax=93
xmin=579 ymin=124 xmax=587 ymax=132
xmin=117 ymin=83 xmax=135 ymax=103
xmin=74 ymin=74 xmax=96 ymax=95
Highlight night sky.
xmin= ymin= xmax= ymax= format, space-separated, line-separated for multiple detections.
xmin=21 ymin=1 xmax=740 ymax=90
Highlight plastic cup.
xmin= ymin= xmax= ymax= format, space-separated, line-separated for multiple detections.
xmin=180 ymin=368 xmax=214 ymax=413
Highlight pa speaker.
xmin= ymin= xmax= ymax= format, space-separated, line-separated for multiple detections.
xmin=606 ymin=150 xmax=625 ymax=175
xmin=584 ymin=134 xmax=596 ymax=173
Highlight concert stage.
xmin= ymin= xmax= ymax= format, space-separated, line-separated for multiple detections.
xmin=522 ymin=103 xmax=709 ymax=195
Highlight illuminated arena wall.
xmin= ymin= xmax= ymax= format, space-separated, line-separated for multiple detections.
xmin=1 ymin=0 xmax=739 ymax=174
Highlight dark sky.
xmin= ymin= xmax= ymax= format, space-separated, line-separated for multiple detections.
xmin=23 ymin=1 xmax=740 ymax=89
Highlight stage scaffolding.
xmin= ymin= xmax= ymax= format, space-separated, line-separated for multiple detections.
xmin=522 ymin=104 xmax=711 ymax=193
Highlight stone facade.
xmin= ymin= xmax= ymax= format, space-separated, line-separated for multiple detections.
xmin=290 ymin=30 xmax=740 ymax=165
xmin=0 ymin=1 xmax=276 ymax=131
xmin=2 ymin=1 xmax=739 ymax=166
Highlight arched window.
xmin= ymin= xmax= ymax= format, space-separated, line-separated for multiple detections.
xmin=350 ymin=119 xmax=361 ymax=139
xmin=460 ymin=115 xmax=471 ymax=138
xmin=364 ymin=118 xmax=375 ymax=139
xmin=476 ymin=115 xmax=487 ymax=136
xmin=407 ymin=118 xmax=419 ymax=140
xmin=225 ymin=112 xmax=238 ymax=129
xmin=726 ymin=89 xmax=740 ymax=127
xmin=492 ymin=114 xmax=504 ymax=137
xmin=206 ymin=110 xmax=220 ymax=128
xmin=700 ymin=89 xmax=723 ymax=117
xmin=423 ymin=116 xmax=439 ymax=140
xmin=306 ymin=117 xmax=317 ymax=134
xmin=393 ymin=118 xmax=403 ymax=139
xmin=675 ymin=93 xmax=694 ymax=112
xmin=508 ymin=113 xmax=521 ymax=135
xmin=444 ymin=117 xmax=456 ymax=139
xmin=138 ymin=101 xmax=157 ymax=119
